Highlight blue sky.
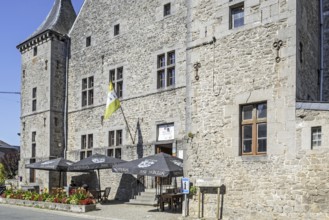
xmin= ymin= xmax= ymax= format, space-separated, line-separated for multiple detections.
xmin=0 ymin=0 xmax=84 ymax=146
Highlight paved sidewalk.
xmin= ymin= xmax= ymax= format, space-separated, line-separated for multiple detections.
xmin=0 ymin=201 xmax=188 ymax=220
xmin=81 ymin=201 xmax=184 ymax=220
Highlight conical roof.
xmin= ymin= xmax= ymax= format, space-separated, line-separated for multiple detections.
xmin=17 ymin=0 xmax=76 ymax=50
xmin=30 ymin=0 xmax=77 ymax=39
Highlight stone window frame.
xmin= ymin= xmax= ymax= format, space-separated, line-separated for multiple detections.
xmin=107 ymin=129 xmax=123 ymax=159
xmin=229 ymin=2 xmax=244 ymax=29
xmin=81 ymin=76 xmax=94 ymax=107
xmin=240 ymin=102 xmax=267 ymax=156
xmin=32 ymin=87 xmax=37 ymax=112
xmin=80 ymin=134 xmax=93 ymax=160
xmin=311 ymin=126 xmax=322 ymax=149
xmin=109 ymin=67 xmax=123 ymax=98
xmin=157 ymin=51 xmax=176 ymax=89
xmin=86 ymin=36 xmax=91 ymax=47
xmin=164 ymin=3 xmax=171 ymax=16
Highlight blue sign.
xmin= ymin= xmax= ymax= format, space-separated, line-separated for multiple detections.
xmin=182 ymin=177 xmax=190 ymax=194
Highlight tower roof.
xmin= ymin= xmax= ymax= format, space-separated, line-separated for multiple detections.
xmin=31 ymin=0 xmax=77 ymax=38
xmin=17 ymin=0 xmax=77 ymax=51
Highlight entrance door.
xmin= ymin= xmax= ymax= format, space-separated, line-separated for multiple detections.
xmin=155 ymin=143 xmax=173 ymax=186
xmin=156 ymin=143 xmax=172 ymax=155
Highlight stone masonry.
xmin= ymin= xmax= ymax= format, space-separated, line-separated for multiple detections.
xmin=17 ymin=0 xmax=329 ymax=219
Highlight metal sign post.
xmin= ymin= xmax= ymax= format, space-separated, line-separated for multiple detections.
xmin=182 ymin=177 xmax=190 ymax=217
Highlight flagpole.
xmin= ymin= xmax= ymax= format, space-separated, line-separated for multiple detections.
xmin=119 ymin=105 xmax=135 ymax=144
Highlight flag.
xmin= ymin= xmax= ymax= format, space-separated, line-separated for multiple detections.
xmin=104 ymin=82 xmax=120 ymax=120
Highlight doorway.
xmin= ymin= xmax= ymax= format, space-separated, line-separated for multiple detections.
xmin=155 ymin=143 xmax=173 ymax=186
xmin=156 ymin=143 xmax=172 ymax=155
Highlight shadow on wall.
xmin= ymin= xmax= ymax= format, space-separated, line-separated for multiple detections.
xmin=71 ymin=172 xmax=97 ymax=189
xmin=137 ymin=119 xmax=144 ymax=159
xmin=115 ymin=174 xmax=142 ymax=201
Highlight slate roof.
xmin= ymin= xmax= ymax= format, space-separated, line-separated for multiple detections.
xmin=0 ymin=140 xmax=19 ymax=150
xmin=19 ymin=0 xmax=76 ymax=46
xmin=32 ymin=0 xmax=76 ymax=37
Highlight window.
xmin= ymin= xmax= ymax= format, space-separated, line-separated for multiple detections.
xmin=86 ymin=36 xmax=91 ymax=47
xmin=157 ymin=51 xmax=175 ymax=89
xmin=311 ymin=127 xmax=321 ymax=149
xmin=108 ymin=130 xmax=122 ymax=159
xmin=230 ymin=3 xmax=244 ymax=29
xmin=241 ymin=102 xmax=267 ymax=155
xmin=32 ymin=87 xmax=37 ymax=111
xmin=29 ymin=159 xmax=36 ymax=183
xmin=32 ymin=132 xmax=36 ymax=158
xmin=114 ymin=24 xmax=120 ymax=36
xmin=82 ymin=76 xmax=94 ymax=107
xmin=30 ymin=132 xmax=36 ymax=183
xmin=109 ymin=67 xmax=123 ymax=98
xmin=164 ymin=3 xmax=171 ymax=16
xmin=80 ymin=134 xmax=93 ymax=159
xmin=33 ymin=47 xmax=38 ymax=56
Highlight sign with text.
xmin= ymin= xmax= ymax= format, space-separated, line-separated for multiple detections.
xmin=182 ymin=178 xmax=190 ymax=194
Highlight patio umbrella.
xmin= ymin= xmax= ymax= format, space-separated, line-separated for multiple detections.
xmin=112 ymin=152 xmax=183 ymax=177
xmin=25 ymin=158 xmax=74 ymax=187
xmin=68 ymin=153 xmax=126 ymax=190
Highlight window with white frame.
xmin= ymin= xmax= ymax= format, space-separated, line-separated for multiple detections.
xmin=230 ymin=3 xmax=244 ymax=29
xmin=80 ymin=134 xmax=93 ymax=159
xmin=109 ymin=67 xmax=123 ymax=98
xmin=108 ymin=130 xmax=122 ymax=159
xmin=82 ymin=76 xmax=94 ymax=107
xmin=311 ymin=126 xmax=321 ymax=149
xmin=157 ymin=51 xmax=175 ymax=89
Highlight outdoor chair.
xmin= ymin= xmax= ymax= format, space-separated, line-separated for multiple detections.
xmin=101 ymin=187 xmax=111 ymax=202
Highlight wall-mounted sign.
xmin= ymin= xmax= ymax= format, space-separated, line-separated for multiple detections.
xmin=157 ymin=123 xmax=174 ymax=141
xmin=182 ymin=178 xmax=190 ymax=194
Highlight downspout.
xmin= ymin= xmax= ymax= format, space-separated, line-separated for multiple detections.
xmin=320 ymin=0 xmax=324 ymax=101
xmin=63 ymin=35 xmax=70 ymax=159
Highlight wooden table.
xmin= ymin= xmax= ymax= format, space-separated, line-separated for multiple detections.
xmin=159 ymin=193 xmax=183 ymax=212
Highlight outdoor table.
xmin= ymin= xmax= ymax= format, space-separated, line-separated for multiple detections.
xmin=159 ymin=193 xmax=183 ymax=212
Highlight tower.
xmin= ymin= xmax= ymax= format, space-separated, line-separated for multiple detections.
xmin=16 ymin=0 xmax=76 ymax=188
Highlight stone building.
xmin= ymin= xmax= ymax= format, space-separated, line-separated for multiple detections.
xmin=17 ymin=0 xmax=329 ymax=219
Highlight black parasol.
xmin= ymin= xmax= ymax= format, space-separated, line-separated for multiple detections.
xmin=25 ymin=158 xmax=74 ymax=187
xmin=112 ymin=152 xmax=183 ymax=177
xmin=68 ymin=153 xmax=125 ymax=190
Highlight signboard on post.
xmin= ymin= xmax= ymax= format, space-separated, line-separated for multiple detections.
xmin=182 ymin=177 xmax=190 ymax=194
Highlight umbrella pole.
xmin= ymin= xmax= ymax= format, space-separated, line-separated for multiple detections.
xmin=59 ymin=171 xmax=61 ymax=188
xmin=97 ymin=169 xmax=101 ymax=190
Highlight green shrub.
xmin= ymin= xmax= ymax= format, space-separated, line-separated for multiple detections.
xmin=0 ymin=163 xmax=6 ymax=185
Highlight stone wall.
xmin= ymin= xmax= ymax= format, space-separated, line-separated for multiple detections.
xmin=66 ymin=0 xmax=188 ymax=200
xmin=322 ymin=0 xmax=329 ymax=101
xmin=296 ymin=0 xmax=321 ymax=101
xmin=19 ymin=36 xmax=68 ymax=189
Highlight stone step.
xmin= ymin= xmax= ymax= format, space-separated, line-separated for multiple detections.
xmin=126 ymin=199 xmax=157 ymax=206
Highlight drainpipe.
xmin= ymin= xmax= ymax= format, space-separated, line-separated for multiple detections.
xmin=63 ymin=35 xmax=70 ymax=159
xmin=320 ymin=0 xmax=324 ymax=101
